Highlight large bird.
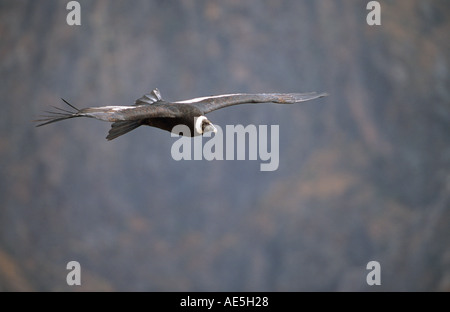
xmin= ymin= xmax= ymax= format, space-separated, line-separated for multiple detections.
xmin=35 ymin=89 xmax=327 ymax=140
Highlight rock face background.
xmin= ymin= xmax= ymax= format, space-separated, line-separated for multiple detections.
xmin=0 ymin=0 xmax=449 ymax=291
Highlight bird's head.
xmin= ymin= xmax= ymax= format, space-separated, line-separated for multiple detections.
xmin=195 ymin=116 xmax=217 ymax=135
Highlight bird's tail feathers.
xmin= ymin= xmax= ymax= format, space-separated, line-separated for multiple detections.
xmin=106 ymin=120 xmax=142 ymax=141
xmin=34 ymin=99 xmax=81 ymax=127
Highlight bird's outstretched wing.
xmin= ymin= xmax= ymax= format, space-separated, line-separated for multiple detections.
xmin=35 ymin=99 xmax=179 ymax=127
xmin=176 ymin=92 xmax=328 ymax=114
xmin=77 ymin=104 xmax=180 ymax=122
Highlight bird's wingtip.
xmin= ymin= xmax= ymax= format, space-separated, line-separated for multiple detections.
xmin=319 ymin=92 xmax=329 ymax=97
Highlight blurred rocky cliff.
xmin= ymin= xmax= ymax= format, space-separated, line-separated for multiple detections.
xmin=0 ymin=0 xmax=449 ymax=291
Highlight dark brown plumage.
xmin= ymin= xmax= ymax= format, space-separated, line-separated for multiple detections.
xmin=35 ymin=89 xmax=327 ymax=140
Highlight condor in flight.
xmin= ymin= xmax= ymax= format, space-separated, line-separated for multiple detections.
xmin=36 ymin=89 xmax=327 ymax=140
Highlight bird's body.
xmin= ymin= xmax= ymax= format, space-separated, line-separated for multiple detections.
xmin=140 ymin=103 xmax=205 ymax=136
xmin=36 ymin=89 xmax=327 ymax=140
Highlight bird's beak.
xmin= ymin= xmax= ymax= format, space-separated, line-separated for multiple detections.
xmin=204 ymin=123 xmax=217 ymax=134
